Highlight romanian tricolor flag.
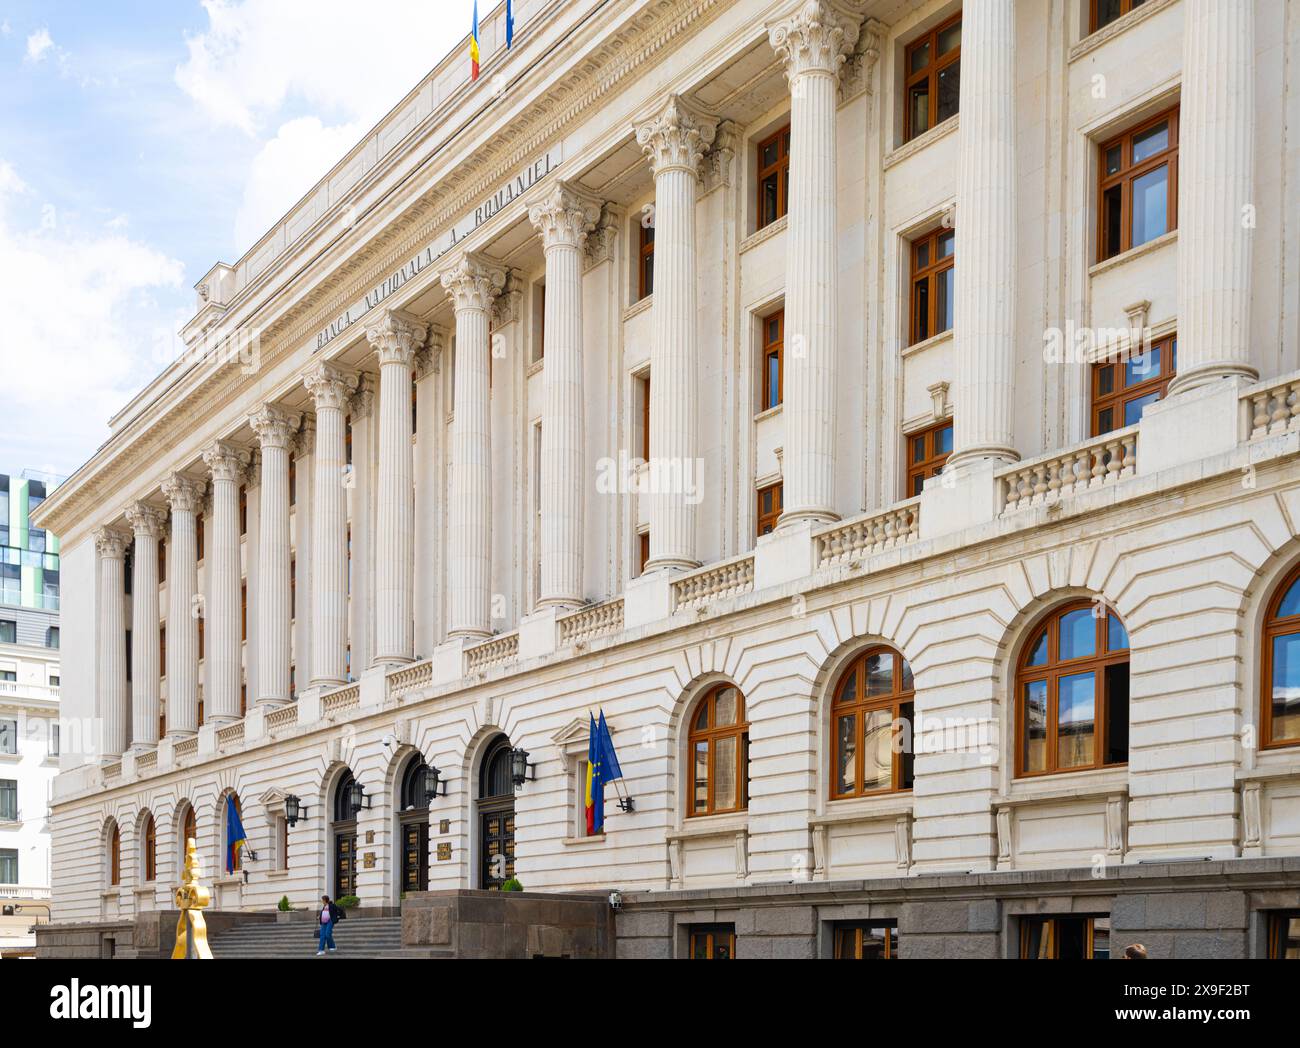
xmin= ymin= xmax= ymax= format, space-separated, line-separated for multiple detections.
xmin=470 ymin=1 xmax=481 ymax=81
xmin=225 ymin=794 xmax=247 ymax=874
xmin=585 ymin=711 xmax=625 ymax=835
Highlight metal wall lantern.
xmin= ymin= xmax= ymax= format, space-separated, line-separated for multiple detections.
xmin=347 ymin=779 xmax=371 ymax=816
xmin=420 ymin=764 xmax=448 ymax=805
xmin=284 ymin=794 xmax=310 ymax=827
xmin=510 ymin=747 xmax=536 ymax=788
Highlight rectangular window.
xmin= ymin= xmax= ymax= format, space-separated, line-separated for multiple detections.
xmin=157 ymin=537 xmax=166 ymax=583
xmin=198 ymin=615 xmax=205 ymax=661
xmin=757 ymin=482 xmax=783 ymax=538
xmin=910 ymin=226 xmax=955 ymax=345
xmin=0 ymin=620 xmax=14 ymax=644
xmin=0 ymin=719 xmax=15 ymax=754
xmin=241 ymin=580 xmax=248 ymax=642
xmin=290 ymin=559 xmax=297 ymax=621
xmin=536 ymin=284 xmax=546 ymax=360
xmin=1020 ymin=916 xmax=1111 ymax=959
xmin=49 ymin=722 xmax=59 ymax=756
xmin=346 ymin=415 xmax=353 ymax=466
xmin=760 ymin=310 xmax=783 ymax=411
xmin=637 ymin=372 xmax=651 ymax=461
xmin=159 ymin=624 xmax=166 ymax=678
xmin=638 ymin=531 xmax=651 ymax=577
xmin=1092 ymin=335 xmax=1177 ymax=435
xmin=904 ymin=13 xmax=962 ymax=143
xmin=756 ymin=124 xmax=791 ymax=230
xmin=906 ymin=419 xmax=954 ymax=497
xmin=1091 ymin=0 xmax=1148 ymax=33
xmin=125 ymin=628 xmax=132 ymax=683
xmin=689 ymin=924 xmax=736 ymax=960
xmin=411 ymin=378 xmax=418 ymax=435
xmin=275 ymin=814 xmax=289 ymax=872
xmin=288 ymin=454 xmax=297 ymax=506
xmin=196 ymin=514 xmax=205 ymax=561
xmin=1099 ymin=107 xmax=1178 ymax=261
xmin=833 ymin=922 xmax=899 ymax=959
xmin=0 ymin=779 xmax=16 ymax=821
xmin=239 ymin=485 xmax=248 ymax=537
xmin=46 ymin=626 xmax=60 ymax=649
xmin=1268 ymin=912 xmax=1300 ymax=959
xmin=0 ymin=848 xmax=16 ymax=884
xmin=0 ymin=671 xmax=15 ymax=682
xmin=638 ymin=221 xmax=655 ymax=300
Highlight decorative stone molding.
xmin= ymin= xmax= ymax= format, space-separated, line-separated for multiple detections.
xmin=93 ymin=526 xmax=130 ymax=559
xmin=414 ymin=328 xmax=444 ymax=379
xmin=583 ymin=207 xmax=620 ymax=272
xmin=1069 ymin=0 xmax=1177 ymax=63
xmin=201 ymin=441 xmax=251 ymax=485
xmin=439 ymin=251 xmax=507 ymax=313
xmin=839 ymin=17 xmax=885 ymax=103
xmin=365 ymin=308 xmax=428 ymax=369
xmin=882 ymin=113 xmax=959 ymax=171
xmin=490 ymin=270 xmax=525 ymax=328
xmin=293 ymin=413 xmax=316 ymax=457
xmin=350 ymin=372 xmax=378 ymax=421
xmin=634 ymin=93 xmax=718 ymax=179
xmin=768 ymin=0 xmax=861 ymax=81
xmin=249 ymin=405 xmax=303 ymax=450
xmin=1241 ymin=780 xmax=1263 ymax=855
xmin=527 ymin=180 xmax=603 ymax=251
xmin=124 ymin=502 xmax=166 ymax=539
xmin=927 ymin=381 xmax=951 ymax=421
xmin=702 ymin=120 xmax=739 ymax=195
xmin=161 ymin=474 xmax=206 ymax=515
xmin=303 ymin=361 xmax=360 ymax=411
xmin=738 ymin=214 xmax=788 ymax=255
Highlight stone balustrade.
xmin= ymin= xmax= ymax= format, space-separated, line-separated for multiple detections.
xmin=816 ymin=501 xmax=921 ymax=569
xmin=999 ymin=427 xmax=1138 ymax=514
xmin=673 ymin=555 xmax=755 ymax=611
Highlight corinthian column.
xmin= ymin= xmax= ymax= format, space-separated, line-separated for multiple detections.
xmin=366 ymin=310 xmax=426 ymax=664
xmin=768 ymin=0 xmax=861 ymax=524
xmin=249 ymin=405 xmax=301 ymax=705
xmin=94 ymin=527 xmax=130 ymax=760
xmin=125 ymin=503 xmax=165 ymax=750
xmin=201 ymin=441 xmax=250 ymax=723
xmin=634 ymin=95 xmax=716 ymax=570
xmin=1169 ymin=0 xmax=1257 ymax=393
xmin=162 ymin=474 xmax=204 ymax=738
xmin=440 ymin=252 xmax=505 ymax=639
xmin=304 ymin=362 xmax=359 ymax=686
xmin=528 ymin=181 xmax=602 ymax=609
xmin=947 ymin=0 xmax=1019 ymax=472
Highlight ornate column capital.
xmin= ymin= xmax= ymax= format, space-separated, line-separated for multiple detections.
xmin=768 ymin=0 xmax=862 ymax=81
xmin=527 ymin=180 xmax=604 ymax=251
xmin=125 ymin=502 xmax=166 ymax=540
xmin=634 ymin=94 xmax=719 ymax=179
xmin=415 ymin=329 xmax=445 ymax=378
xmin=161 ymin=474 xmax=206 ymax=515
xmin=350 ymin=372 xmax=378 ymax=421
xmin=303 ymin=361 xmax=361 ymax=411
xmin=201 ymin=440 xmax=252 ymax=484
xmin=249 ymin=404 xmax=303 ymax=450
xmin=365 ymin=308 xmax=427 ymax=369
xmin=583 ymin=207 xmax=620 ymax=271
xmin=840 ymin=17 xmax=885 ymax=101
xmin=94 ymin=526 xmax=131 ymax=559
xmin=294 ymin=413 xmax=317 ymax=456
xmin=438 ymin=251 xmax=507 ymax=313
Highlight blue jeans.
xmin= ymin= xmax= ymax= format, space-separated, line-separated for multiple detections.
xmin=318 ymin=921 xmax=336 ymax=952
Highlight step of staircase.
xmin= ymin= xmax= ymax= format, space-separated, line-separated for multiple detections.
xmin=210 ymin=916 xmax=405 ymax=959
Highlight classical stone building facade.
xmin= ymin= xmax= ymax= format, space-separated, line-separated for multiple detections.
xmin=32 ymin=0 xmax=1300 ymax=958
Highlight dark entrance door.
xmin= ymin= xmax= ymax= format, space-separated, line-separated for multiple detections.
xmin=477 ymin=736 xmax=516 ymax=889
xmin=333 ymin=824 xmax=358 ymax=897
xmin=400 ymin=819 xmax=429 ymax=893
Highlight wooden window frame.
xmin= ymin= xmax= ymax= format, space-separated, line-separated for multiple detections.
xmin=1090 ymin=0 xmax=1148 ymax=34
xmin=756 ymin=123 xmax=791 ymax=231
xmin=760 ymin=310 xmax=784 ymax=412
xmin=157 ymin=536 xmax=166 ymax=583
xmin=1091 ymin=334 xmax=1177 ymax=436
xmin=1020 ymin=916 xmax=1108 ymax=959
xmin=833 ymin=922 xmax=899 ymax=959
xmin=831 ymin=647 xmax=915 ymax=799
xmin=238 ymin=485 xmax=248 ymax=537
xmin=637 ymin=531 xmax=651 ymax=577
xmin=288 ymin=453 xmax=297 ymax=506
xmin=689 ymin=924 xmax=736 ymax=959
xmin=240 ymin=580 xmax=248 ymax=643
xmin=638 ymin=222 xmax=655 ymax=300
xmin=687 ymin=684 xmax=750 ymax=818
xmin=195 ymin=514 xmax=204 ymax=562
xmin=1098 ymin=106 xmax=1179 ymax=261
xmin=109 ymin=823 xmax=120 ymax=886
xmin=906 ymin=418 xmax=954 ymax=498
xmin=143 ymin=815 xmax=156 ymax=882
xmin=756 ymin=482 xmax=783 ymax=538
xmin=904 ymin=12 xmax=962 ymax=143
xmin=638 ymin=371 xmax=651 ymax=462
xmin=1268 ymin=912 xmax=1300 ymax=959
xmin=909 ymin=226 xmax=955 ymax=346
xmin=182 ymin=806 xmax=196 ymax=852
xmin=290 ymin=558 xmax=297 ymax=621
xmin=1260 ymin=565 xmax=1300 ymax=750
xmin=1015 ymin=600 xmax=1130 ymax=779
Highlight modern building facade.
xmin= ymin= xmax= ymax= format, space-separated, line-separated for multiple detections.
xmin=1 ymin=472 xmax=61 ymax=957
xmin=31 ymin=0 xmax=1300 ymax=958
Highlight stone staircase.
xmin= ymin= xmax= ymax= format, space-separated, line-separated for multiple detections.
xmin=209 ymin=915 xmax=405 ymax=959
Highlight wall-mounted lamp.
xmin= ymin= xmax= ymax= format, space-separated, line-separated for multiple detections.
xmin=510 ymin=748 xmax=536 ymax=788
xmin=284 ymin=794 xmax=311 ymax=827
xmin=419 ymin=764 xmax=448 ymax=805
xmin=608 ymin=889 xmax=624 ymax=912
xmin=347 ymin=779 xmax=371 ymax=816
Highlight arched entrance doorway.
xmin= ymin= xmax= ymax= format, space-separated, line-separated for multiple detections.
xmin=331 ymin=770 xmax=359 ymax=898
xmin=477 ymin=736 xmax=516 ymax=889
xmin=397 ymin=758 xmax=430 ymax=895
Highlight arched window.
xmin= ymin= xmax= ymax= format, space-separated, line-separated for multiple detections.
xmin=687 ymin=684 xmax=749 ymax=818
xmin=480 ymin=738 xmax=514 ymax=800
xmin=1016 ymin=601 xmax=1130 ymax=777
xmin=401 ymin=759 xmax=431 ymax=811
xmin=831 ymin=647 xmax=915 ymax=799
xmin=183 ymin=805 xmax=196 ymax=846
xmin=142 ymin=814 xmax=156 ymax=882
xmin=178 ymin=802 xmax=197 ymax=873
xmin=334 ymin=770 xmax=358 ymax=822
xmin=108 ymin=822 xmax=121 ymax=886
xmin=1262 ymin=567 xmax=1300 ymax=748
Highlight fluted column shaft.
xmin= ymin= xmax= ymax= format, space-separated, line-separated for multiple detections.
xmin=769 ymin=1 xmax=858 ymax=524
xmin=162 ymin=475 xmax=204 ymax=737
xmin=949 ymin=0 xmax=1018 ymax=470
xmin=95 ymin=528 xmax=130 ymax=760
xmin=440 ymin=253 xmax=506 ymax=639
xmin=1171 ymin=0 xmax=1257 ymax=393
xmin=635 ymin=96 xmax=716 ymax=570
xmin=202 ymin=442 xmax=248 ymax=723
xmin=250 ymin=406 xmax=300 ymax=705
xmin=125 ymin=504 xmax=164 ymax=749
xmin=529 ymin=182 xmax=602 ymax=608
xmin=367 ymin=311 xmax=426 ymax=663
xmin=305 ymin=363 xmax=359 ymax=686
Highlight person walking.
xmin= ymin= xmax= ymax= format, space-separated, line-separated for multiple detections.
xmin=317 ymin=894 xmax=342 ymax=955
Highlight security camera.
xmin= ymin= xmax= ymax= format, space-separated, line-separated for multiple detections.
xmin=381 ymin=735 xmax=396 ymax=750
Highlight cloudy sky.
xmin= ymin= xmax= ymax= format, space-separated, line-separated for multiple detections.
xmin=0 ymin=0 xmax=477 ymax=481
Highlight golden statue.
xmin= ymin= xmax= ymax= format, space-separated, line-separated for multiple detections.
xmin=171 ymin=837 xmax=214 ymax=959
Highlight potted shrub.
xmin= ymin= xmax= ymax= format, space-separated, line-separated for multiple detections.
xmin=276 ymin=895 xmax=293 ymax=923
xmin=337 ymin=894 xmax=361 ymax=910
xmin=502 ymin=878 xmax=523 ymax=892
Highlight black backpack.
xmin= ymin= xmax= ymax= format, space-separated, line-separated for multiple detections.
xmin=330 ymin=901 xmax=346 ymax=922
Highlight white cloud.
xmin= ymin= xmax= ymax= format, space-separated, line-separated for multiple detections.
xmin=0 ymin=161 xmax=186 ymax=475
xmin=25 ymin=27 xmax=53 ymax=63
